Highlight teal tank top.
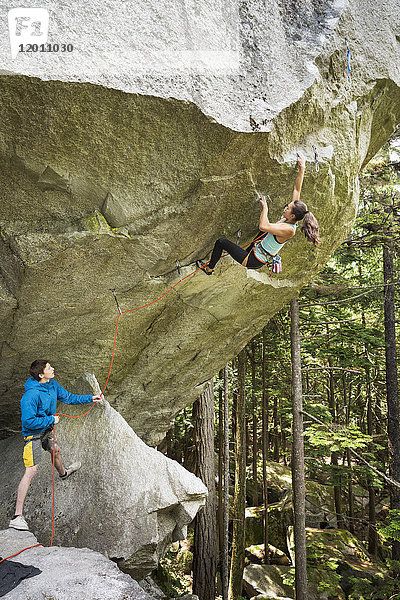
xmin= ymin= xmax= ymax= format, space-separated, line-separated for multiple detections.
xmin=253 ymin=223 xmax=297 ymax=261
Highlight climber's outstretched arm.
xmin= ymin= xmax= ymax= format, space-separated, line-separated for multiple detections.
xmin=258 ymin=196 xmax=296 ymax=238
xmin=291 ymin=153 xmax=306 ymax=203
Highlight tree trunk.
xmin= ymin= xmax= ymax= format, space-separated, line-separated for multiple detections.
xmin=251 ymin=341 xmax=258 ymax=506
xmin=327 ymin=353 xmax=343 ymax=529
xmin=366 ymin=365 xmax=377 ymax=554
xmin=290 ymin=298 xmax=308 ymax=600
xmin=222 ymin=366 xmax=230 ymax=600
xmin=218 ymin=369 xmax=224 ymax=568
xmin=228 ymin=349 xmax=247 ymax=600
xmin=383 ymin=242 xmax=400 ymax=561
xmin=193 ymin=381 xmax=218 ymax=600
xmin=346 ymin=449 xmax=355 ymax=534
xmin=343 ymin=373 xmax=354 ymax=534
xmin=281 ymin=408 xmax=287 ymax=467
xmin=273 ymin=396 xmax=279 ymax=461
xmin=262 ymin=328 xmax=269 ymax=564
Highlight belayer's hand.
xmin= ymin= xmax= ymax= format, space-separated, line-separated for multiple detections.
xmin=92 ymin=394 xmax=104 ymax=403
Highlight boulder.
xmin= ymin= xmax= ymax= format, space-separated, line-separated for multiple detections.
xmin=264 ymin=461 xmax=336 ymax=527
xmin=245 ymin=461 xmax=337 ymax=552
xmin=243 ymin=564 xmax=346 ymax=600
xmin=1 ymin=2 xmax=400 ymax=445
xmin=243 ymin=565 xmax=294 ymax=599
xmin=305 ymin=480 xmax=336 ymax=529
xmin=245 ymin=507 xmax=266 ymax=547
xmin=2 ymin=0 xmax=400 ymax=136
xmin=287 ymin=527 xmax=387 ymax=598
xmin=250 ymin=596 xmax=292 ymax=600
xmin=138 ymin=576 xmax=167 ymax=599
xmin=0 ymin=395 xmax=207 ymax=580
xmin=287 ymin=526 xmax=379 ymax=566
xmin=245 ymin=543 xmax=290 ymax=566
xmin=0 ymin=528 xmax=152 ymax=600
xmin=266 ymin=500 xmax=294 ymax=554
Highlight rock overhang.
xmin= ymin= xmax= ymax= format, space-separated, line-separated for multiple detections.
xmin=0 ymin=1 xmax=400 ymax=444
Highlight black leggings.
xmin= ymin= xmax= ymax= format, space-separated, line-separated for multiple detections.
xmin=208 ymin=238 xmax=264 ymax=270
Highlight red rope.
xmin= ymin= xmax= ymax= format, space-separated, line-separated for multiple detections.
xmin=0 ymin=544 xmax=43 ymax=564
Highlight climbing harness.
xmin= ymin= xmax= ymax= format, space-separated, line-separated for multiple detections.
xmin=241 ymin=231 xmax=275 ymax=277
xmin=312 ymin=145 xmax=319 ymax=173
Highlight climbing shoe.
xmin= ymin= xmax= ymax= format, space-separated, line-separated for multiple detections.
xmin=9 ymin=515 xmax=29 ymax=531
xmin=197 ymin=261 xmax=213 ymax=275
xmin=60 ymin=461 xmax=81 ymax=479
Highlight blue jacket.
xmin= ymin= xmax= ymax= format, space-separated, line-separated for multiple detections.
xmin=21 ymin=377 xmax=93 ymax=437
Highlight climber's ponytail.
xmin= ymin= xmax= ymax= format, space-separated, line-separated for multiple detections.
xmin=291 ymin=200 xmax=321 ymax=247
xmin=301 ymin=211 xmax=321 ymax=247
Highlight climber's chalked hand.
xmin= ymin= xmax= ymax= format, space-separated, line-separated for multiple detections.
xmin=296 ymin=152 xmax=306 ymax=169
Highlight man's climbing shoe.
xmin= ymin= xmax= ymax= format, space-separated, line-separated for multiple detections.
xmin=9 ymin=515 xmax=29 ymax=531
xmin=197 ymin=261 xmax=213 ymax=275
xmin=60 ymin=461 xmax=81 ymax=479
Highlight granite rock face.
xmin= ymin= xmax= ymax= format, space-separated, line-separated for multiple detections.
xmin=0 ymin=529 xmax=153 ymax=600
xmin=0 ymin=395 xmax=207 ymax=580
xmin=0 ymin=2 xmax=400 ymax=448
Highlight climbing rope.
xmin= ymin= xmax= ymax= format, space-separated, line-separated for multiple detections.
xmin=0 ymin=260 xmax=208 ymax=563
xmin=2 ymin=193 xmax=302 ymax=563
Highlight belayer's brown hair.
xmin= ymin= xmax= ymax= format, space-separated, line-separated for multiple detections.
xmin=292 ymin=200 xmax=321 ymax=247
xmin=30 ymin=359 xmax=49 ymax=381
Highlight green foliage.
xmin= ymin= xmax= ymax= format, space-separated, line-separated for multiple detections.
xmin=157 ymin=551 xmax=192 ymax=599
xmin=281 ymin=567 xmax=295 ymax=587
xmin=313 ymin=566 xmax=342 ymax=597
xmin=348 ymin=572 xmax=400 ymax=600
xmin=377 ymin=509 xmax=400 ymax=543
xmin=306 ymin=539 xmax=342 ymax=595
xmin=304 ymin=424 xmax=373 ymax=453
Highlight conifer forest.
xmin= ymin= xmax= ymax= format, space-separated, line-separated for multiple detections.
xmin=157 ymin=132 xmax=400 ymax=600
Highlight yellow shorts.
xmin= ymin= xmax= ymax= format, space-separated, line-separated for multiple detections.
xmin=22 ymin=429 xmax=57 ymax=468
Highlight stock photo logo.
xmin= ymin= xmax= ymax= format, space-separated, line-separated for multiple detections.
xmin=8 ymin=7 xmax=49 ymax=59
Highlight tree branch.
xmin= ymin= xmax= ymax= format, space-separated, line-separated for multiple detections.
xmin=301 ymin=410 xmax=400 ymax=490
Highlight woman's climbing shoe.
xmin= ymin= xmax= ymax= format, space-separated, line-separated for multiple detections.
xmin=197 ymin=261 xmax=213 ymax=275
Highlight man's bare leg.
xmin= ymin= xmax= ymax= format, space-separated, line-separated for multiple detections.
xmin=49 ymin=445 xmax=67 ymax=476
xmin=15 ymin=465 xmax=38 ymax=516
xmin=49 ymin=446 xmax=81 ymax=479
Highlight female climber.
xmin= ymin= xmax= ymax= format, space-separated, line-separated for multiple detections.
xmin=200 ymin=153 xmax=320 ymax=275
